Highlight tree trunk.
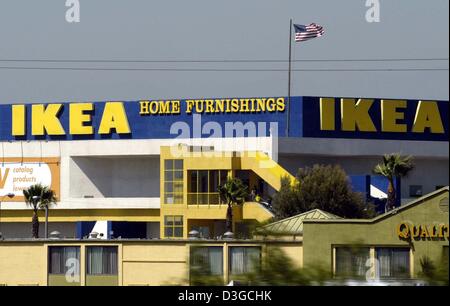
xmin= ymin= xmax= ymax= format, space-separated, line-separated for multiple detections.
xmin=32 ymin=210 xmax=39 ymax=239
xmin=226 ymin=202 xmax=233 ymax=232
xmin=386 ymin=178 xmax=396 ymax=213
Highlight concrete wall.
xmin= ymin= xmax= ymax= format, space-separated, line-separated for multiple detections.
xmin=1 ymin=137 xmax=271 ymax=210
xmin=122 ymin=243 xmax=188 ymax=285
xmin=1 ymin=137 xmax=447 ymax=209
xmin=69 ymin=156 xmax=160 ymax=198
xmin=279 ymin=154 xmax=449 ymax=201
xmin=279 ymin=138 xmax=449 ymax=159
xmin=0 ymin=243 xmax=46 ymax=286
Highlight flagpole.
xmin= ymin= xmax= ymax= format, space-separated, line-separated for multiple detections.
xmin=286 ymin=19 xmax=292 ymax=137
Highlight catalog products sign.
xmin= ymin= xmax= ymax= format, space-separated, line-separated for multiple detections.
xmin=0 ymin=158 xmax=60 ymax=202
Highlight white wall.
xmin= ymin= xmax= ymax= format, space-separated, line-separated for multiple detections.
xmin=1 ymin=137 xmax=447 ymax=209
xmin=69 ymin=156 xmax=160 ymax=198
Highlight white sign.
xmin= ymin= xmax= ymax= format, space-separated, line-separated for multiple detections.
xmin=0 ymin=163 xmax=52 ymax=197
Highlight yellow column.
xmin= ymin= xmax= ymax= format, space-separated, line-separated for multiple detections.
xmin=80 ymin=245 xmax=86 ymax=286
xmin=223 ymin=243 xmax=229 ymax=284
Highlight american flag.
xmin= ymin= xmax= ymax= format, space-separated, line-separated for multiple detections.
xmin=294 ymin=23 xmax=325 ymax=42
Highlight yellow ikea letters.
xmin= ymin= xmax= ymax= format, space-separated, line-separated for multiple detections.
xmin=32 ymin=104 xmax=65 ymax=136
xmin=98 ymin=102 xmax=131 ymax=134
xmin=320 ymin=99 xmax=445 ymax=134
xmin=70 ymin=103 xmax=94 ymax=135
xmin=12 ymin=105 xmax=26 ymax=136
xmin=319 ymin=98 xmax=335 ymax=131
xmin=341 ymin=99 xmax=376 ymax=132
xmin=412 ymin=101 xmax=445 ymax=133
xmin=381 ymin=100 xmax=407 ymax=132
xmin=11 ymin=102 xmax=131 ymax=136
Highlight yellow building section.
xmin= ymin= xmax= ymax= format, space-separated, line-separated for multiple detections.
xmin=238 ymin=151 xmax=295 ymax=191
xmin=159 ymin=146 xmax=295 ymax=238
xmin=242 ymin=202 xmax=276 ymax=223
xmin=0 ymin=240 xmax=302 ymax=286
xmin=2 ymin=145 xmax=291 ymax=239
xmin=0 ymin=209 xmax=161 ymax=223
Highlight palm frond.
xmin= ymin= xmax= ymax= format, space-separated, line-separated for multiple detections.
xmin=373 ymin=153 xmax=414 ymax=179
xmin=218 ymin=177 xmax=248 ymax=205
xmin=22 ymin=183 xmax=57 ymax=210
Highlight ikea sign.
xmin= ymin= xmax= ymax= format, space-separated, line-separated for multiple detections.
xmin=0 ymin=96 xmax=447 ymax=141
xmin=302 ymin=97 xmax=448 ymax=141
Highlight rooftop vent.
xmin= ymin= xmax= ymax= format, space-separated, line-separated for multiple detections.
xmin=89 ymin=232 xmax=99 ymax=239
xmin=223 ymin=231 xmax=234 ymax=240
xmin=188 ymin=230 xmax=200 ymax=239
xmin=49 ymin=231 xmax=62 ymax=239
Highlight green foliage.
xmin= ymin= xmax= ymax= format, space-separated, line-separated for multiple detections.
xmin=23 ymin=183 xmax=57 ymax=211
xmin=218 ymin=177 xmax=248 ymax=206
xmin=373 ymin=153 xmax=414 ymax=179
xmin=189 ymin=246 xmax=225 ymax=286
xmin=218 ymin=177 xmax=249 ymax=232
xmin=418 ymin=255 xmax=449 ymax=286
xmin=373 ymin=153 xmax=414 ymax=211
xmin=272 ymin=165 xmax=376 ymax=219
xmin=242 ymin=247 xmax=330 ymax=285
xmin=189 ymin=264 xmax=225 ymax=286
xmin=23 ymin=183 xmax=57 ymax=238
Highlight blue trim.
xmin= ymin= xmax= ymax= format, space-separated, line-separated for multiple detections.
xmin=75 ymin=221 xmax=96 ymax=239
xmin=107 ymin=221 xmax=112 ymax=239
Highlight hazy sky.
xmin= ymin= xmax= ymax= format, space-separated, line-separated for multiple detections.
xmin=0 ymin=0 xmax=448 ymax=104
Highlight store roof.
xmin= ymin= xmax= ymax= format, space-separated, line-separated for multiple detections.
xmin=256 ymin=209 xmax=341 ymax=235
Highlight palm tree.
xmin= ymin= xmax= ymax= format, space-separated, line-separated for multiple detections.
xmin=373 ymin=154 xmax=414 ymax=212
xmin=23 ymin=184 xmax=57 ymax=238
xmin=218 ymin=177 xmax=248 ymax=234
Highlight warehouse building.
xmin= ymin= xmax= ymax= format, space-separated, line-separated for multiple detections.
xmin=0 ymin=96 xmax=448 ymax=239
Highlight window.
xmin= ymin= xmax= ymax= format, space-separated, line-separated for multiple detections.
xmin=48 ymin=246 xmax=80 ymax=275
xmin=335 ymin=247 xmax=370 ymax=278
xmin=164 ymin=216 xmax=183 ymax=238
xmin=190 ymin=247 xmax=223 ymax=276
xmin=439 ymin=197 xmax=449 ymax=213
xmin=376 ymin=248 xmax=410 ymax=279
xmin=86 ymin=246 xmax=118 ymax=275
xmin=190 ymin=226 xmax=211 ymax=239
xmin=164 ymin=159 xmax=183 ymax=204
xmin=409 ymin=185 xmax=423 ymax=197
xmin=229 ymin=247 xmax=261 ymax=275
xmin=188 ymin=170 xmax=228 ymax=205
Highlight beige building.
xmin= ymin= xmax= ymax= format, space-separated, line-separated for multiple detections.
xmin=0 ymin=187 xmax=447 ymax=286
